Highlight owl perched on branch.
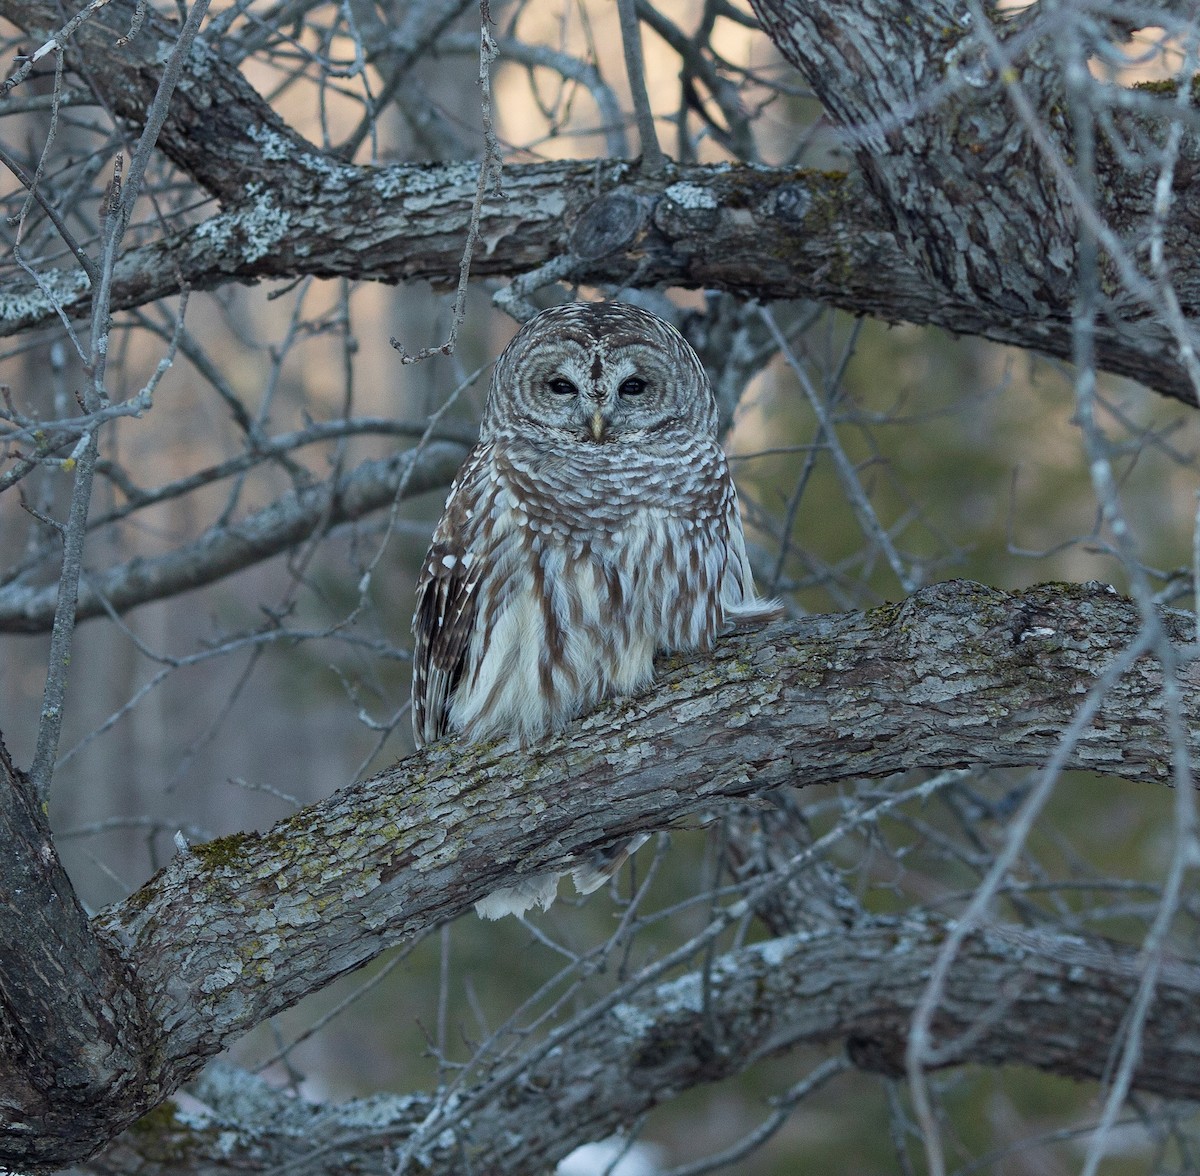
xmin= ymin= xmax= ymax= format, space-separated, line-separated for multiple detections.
xmin=411 ymin=302 xmax=781 ymax=918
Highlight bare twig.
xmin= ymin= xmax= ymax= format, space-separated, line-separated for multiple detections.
xmin=390 ymin=6 xmax=502 ymax=361
xmin=26 ymin=0 xmax=211 ymax=795
xmin=615 ymin=0 xmax=665 ymax=171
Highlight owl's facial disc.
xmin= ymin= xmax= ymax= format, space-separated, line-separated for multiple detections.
xmin=534 ymin=348 xmax=675 ymax=444
xmin=481 ymin=301 xmax=718 ymax=448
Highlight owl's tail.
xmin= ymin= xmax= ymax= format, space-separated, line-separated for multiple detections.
xmin=474 ymin=833 xmax=652 ymax=919
xmin=474 ymin=873 xmax=559 ymax=920
xmin=570 ymin=833 xmax=652 ymax=896
xmin=723 ymin=596 xmax=786 ymax=629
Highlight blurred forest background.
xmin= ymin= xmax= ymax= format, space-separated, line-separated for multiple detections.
xmin=3 ymin=0 xmax=1200 ymax=1173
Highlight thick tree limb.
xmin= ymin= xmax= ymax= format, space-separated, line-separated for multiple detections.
xmin=0 ymin=157 xmax=901 ymax=334
xmin=2 ymin=1 xmax=1199 ymax=402
xmin=752 ymin=0 xmax=1078 ymax=318
xmin=91 ymin=919 xmax=1200 ymax=1176
xmin=749 ymin=0 xmax=1200 ymax=402
xmin=2 ymin=579 xmax=1199 ymax=1168
xmin=0 ymin=736 xmax=152 ymax=1166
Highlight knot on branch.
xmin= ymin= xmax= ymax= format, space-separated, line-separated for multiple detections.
xmin=569 ymin=190 xmax=649 ymax=260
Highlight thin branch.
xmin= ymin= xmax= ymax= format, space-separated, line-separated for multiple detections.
xmin=0 ymin=442 xmax=467 ymax=633
xmin=0 ymin=91 xmax=98 ymax=282
xmin=616 ymin=0 xmax=666 ymax=171
xmin=390 ymin=8 xmax=501 ymax=362
xmin=26 ymin=0 xmax=210 ymax=797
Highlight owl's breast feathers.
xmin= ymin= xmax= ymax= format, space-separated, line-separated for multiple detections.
xmin=499 ymin=432 xmax=729 ymax=545
xmin=411 ymin=435 xmax=778 ymax=748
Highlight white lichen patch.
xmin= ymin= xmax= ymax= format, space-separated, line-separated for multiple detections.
xmin=752 ymin=935 xmax=798 ymax=968
xmin=197 ymin=183 xmax=293 ymax=264
xmin=373 ymin=161 xmax=478 ymax=205
xmin=244 ymin=124 xmax=359 ymax=189
xmin=664 ymin=181 xmax=718 ymax=210
xmin=299 ymin=151 xmax=357 ymax=188
xmin=609 ymin=1000 xmax=656 ymax=1036
xmin=195 ymin=212 xmax=234 ymax=251
xmin=166 ymin=1101 xmax=216 ymax=1132
xmin=246 ymin=123 xmax=295 ymax=162
xmin=215 ymin=1131 xmax=241 ymax=1157
xmin=335 ymin=1092 xmax=426 ymax=1129
xmin=242 ymin=184 xmax=292 ymax=261
xmin=0 ymin=267 xmax=90 ymax=324
xmin=657 ymin=969 xmax=703 ymax=1013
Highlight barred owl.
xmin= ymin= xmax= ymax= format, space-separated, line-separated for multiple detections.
xmin=411 ymin=302 xmax=780 ymax=919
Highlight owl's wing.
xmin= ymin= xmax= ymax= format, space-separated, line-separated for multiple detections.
xmin=719 ymin=478 xmax=785 ymax=628
xmin=411 ymin=445 xmax=493 ymax=747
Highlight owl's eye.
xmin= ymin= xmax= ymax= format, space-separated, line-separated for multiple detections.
xmin=618 ymin=377 xmax=647 ymax=397
xmin=547 ymin=377 xmax=577 ymax=396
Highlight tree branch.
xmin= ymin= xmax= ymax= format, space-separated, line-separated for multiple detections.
xmin=2 ymin=0 xmax=1199 ymax=403
xmin=0 ymin=735 xmax=151 ymax=1168
xmin=91 ymin=919 xmax=1200 ymax=1175
xmin=748 ymin=0 xmax=1200 ymax=402
xmin=2 ymin=579 xmax=1199 ymax=1168
xmin=0 ymin=441 xmax=467 ymax=633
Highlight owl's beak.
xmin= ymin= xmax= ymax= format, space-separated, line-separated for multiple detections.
xmin=589 ymin=408 xmax=606 ymax=442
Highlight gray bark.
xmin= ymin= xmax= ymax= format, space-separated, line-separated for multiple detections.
xmin=0 ymin=737 xmax=152 ymax=1165
xmin=2 ymin=579 xmax=1198 ymax=1169
xmin=91 ymin=921 xmax=1200 ymax=1175
xmin=1 ymin=0 xmax=1198 ymax=403
xmin=4 ymin=0 xmax=1200 ymax=1171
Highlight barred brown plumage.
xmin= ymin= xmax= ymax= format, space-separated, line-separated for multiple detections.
xmin=411 ymin=302 xmax=781 ymax=918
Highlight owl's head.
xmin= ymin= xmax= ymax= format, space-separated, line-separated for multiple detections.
xmin=481 ymin=303 xmax=718 ymax=445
